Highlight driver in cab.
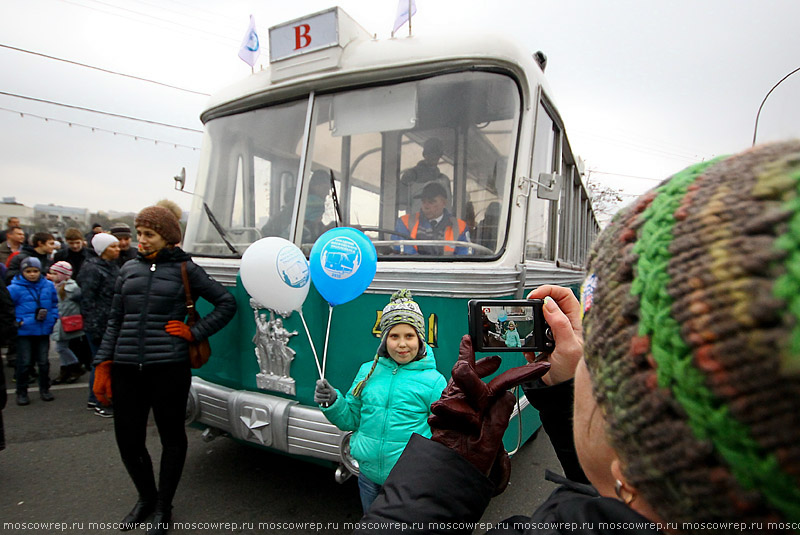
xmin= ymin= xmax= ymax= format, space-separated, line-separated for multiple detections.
xmin=393 ymin=182 xmax=471 ymax=255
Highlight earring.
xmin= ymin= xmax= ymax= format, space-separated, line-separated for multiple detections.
xmin=614 ymin=479 xmax=636 ymax=505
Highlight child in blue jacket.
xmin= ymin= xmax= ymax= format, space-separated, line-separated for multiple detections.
xmin=8 ymin=257 xmax=59 ymax=405
xmin=314 ymin=290 xmax=447 ymax=512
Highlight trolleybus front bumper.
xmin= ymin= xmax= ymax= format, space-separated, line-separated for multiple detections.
xmin=186 ymin=377 xmax=357 ymax=482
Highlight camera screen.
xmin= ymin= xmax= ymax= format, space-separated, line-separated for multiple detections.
xmin=476 ymin=304 xmax=536 ymax=349
xmin=468 ymin=299 xmax=553 ymax=352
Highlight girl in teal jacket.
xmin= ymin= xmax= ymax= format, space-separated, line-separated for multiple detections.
xmin=314 ymin=290 xmax=446 ymax=512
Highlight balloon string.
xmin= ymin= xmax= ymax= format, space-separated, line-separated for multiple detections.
xmin=299 ymin=310 xmax=323 ymax=380
xmin=322 ymin=305 xmax=333 ymax=377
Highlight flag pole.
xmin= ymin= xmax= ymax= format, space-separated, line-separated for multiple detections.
xmin=408 ymin=0 xmax=412 ymax=36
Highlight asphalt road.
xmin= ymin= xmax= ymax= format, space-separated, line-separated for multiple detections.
xmin=1 ymin=351 xmax=563 ymax=535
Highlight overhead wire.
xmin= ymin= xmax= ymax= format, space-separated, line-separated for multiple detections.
xmin=59 ymin=0 xmax=239 ymax=47
xmin=578 ymin=125 xmax=710 ymax=159
xmin=165 ymin=0 xmax=246 ymax=28
xmin=574 ymin=130 xmax=705 ymax=164
xmin=586 ymin=169 xmax=664 ymax=182
xmin=134 ymin=0 xmax=244 ymax=34
xmin=0 ymin=43 xmax=210 ymax=97
xmin=0 ymin=90 xmax=203 ymax=133
xmin=0 ymin=105 xmax=200 ymax=150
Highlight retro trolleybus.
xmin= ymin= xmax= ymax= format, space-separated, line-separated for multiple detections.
xmin=181 ymin=7 xmax=599 ymax=481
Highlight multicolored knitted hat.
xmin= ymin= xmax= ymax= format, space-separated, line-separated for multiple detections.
xmin=379 ymin=289 xmax=426 ymax=343
xmin=582 ymin=141 xmax=800 ymax=529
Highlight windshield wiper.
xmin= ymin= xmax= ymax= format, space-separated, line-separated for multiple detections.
xmin=203 ymin=202 xmax=241 ymax=257
xmin=329 ymin=169 xmax=343 ymax=226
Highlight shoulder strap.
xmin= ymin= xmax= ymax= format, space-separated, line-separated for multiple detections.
xmin=181 ymin=262 xmax=199 ymax=325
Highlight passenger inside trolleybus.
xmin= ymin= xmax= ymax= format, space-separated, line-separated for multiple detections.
xmin=261 ymin=169 xmax=333 ymax=244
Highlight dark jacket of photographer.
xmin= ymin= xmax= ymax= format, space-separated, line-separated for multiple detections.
xmin=356 ymin=381 xmax=660 ymax=535
xmin=94 ymin=247 xmax=235 ymax=367
xmin=77 ymin=253 xmax=120 ymax=344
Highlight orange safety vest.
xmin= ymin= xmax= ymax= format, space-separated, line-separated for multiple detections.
xmin=400 ymin=212 xmax=467 ymax=254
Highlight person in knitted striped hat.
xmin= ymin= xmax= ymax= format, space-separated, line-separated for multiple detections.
xmin=358 ymin=141 xmax=800 ymax=534
xmin=314 ymin=289 xmax=446 ymax=513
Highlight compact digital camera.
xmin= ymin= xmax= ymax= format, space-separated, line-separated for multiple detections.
xmin=467 ymin=299 xmax=554 ymax=353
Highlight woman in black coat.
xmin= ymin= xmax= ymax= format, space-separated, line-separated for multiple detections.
xmin=94 ymin=200 xmax=236 ymax=535
xmin=0 ymin=278 xmax=15 ymax=451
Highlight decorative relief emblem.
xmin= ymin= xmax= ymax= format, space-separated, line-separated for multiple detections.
xmin=251 ymin=299 xmax=298 ymax=395
xmin=239 ymin=405 xmax=271 ymax=445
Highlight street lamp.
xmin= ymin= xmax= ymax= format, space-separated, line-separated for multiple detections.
xmin=752 ymin=66 xmax=800 ymax=146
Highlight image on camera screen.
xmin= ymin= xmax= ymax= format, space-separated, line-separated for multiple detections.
xmin=478 ymin=304 xmax=535 ymax=349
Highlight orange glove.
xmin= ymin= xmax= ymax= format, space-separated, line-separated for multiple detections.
xmin=93 ymin=361 xmax=113 ymax=406
xmin=165 ymin=320 xmax=194 ymax=341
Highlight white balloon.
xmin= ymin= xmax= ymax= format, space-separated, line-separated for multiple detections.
xmin=240 ymin=237 xmax=310 ymax=314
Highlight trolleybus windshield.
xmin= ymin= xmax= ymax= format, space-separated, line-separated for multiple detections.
xmin=183 ymin=70 xmax=520 ymax=259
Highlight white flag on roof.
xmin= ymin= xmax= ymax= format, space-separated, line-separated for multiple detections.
xmin=238 ymin=14 xmax=261 ymax=67
xmin=393 ymin=0 xmax=417 ymax=34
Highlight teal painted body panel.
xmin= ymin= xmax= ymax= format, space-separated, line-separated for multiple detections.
xmin=193 ymin=279 xmax=548 ymax=461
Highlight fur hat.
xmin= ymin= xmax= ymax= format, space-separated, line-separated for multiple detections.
xmin=109 ymin=222 xmax=131 ymax=239
xmin=50 ymin=261 xmax=73 ymax=279
xmin=135 ymin=200 xmax=182 ymax=245
xmin=92 ymin=233 xmax=119 ymax=257
xmin=581 ymin=141 xmax=800 ymax=527
xmin=20 ymin=256 xmax=41 ymax=272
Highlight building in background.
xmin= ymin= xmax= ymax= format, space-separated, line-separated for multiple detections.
xmin=34 ymin=204 xmax=91 ymax=238
xmin=0 ymin=197 xmax=34 ymax=228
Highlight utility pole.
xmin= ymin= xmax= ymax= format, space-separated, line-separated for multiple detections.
xmin=752 ymin=66 xmax=800 ymax=147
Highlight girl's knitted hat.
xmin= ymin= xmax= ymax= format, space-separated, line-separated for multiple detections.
xmin=50 ymin=261 xmax=72 ymax=279
xmin=379 ymin=289 xmax=426 ymax=347
xmin=353 ymin=290 xmax=426 ymax=397
xmin=582 ymin=141 xmax=800 ymax=529
xmin=135 ymin=199 xmax=182 ymax=245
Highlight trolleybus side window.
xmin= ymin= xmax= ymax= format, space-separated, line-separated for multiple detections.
xmin=526 ymin=101 xmax=560 ymax=261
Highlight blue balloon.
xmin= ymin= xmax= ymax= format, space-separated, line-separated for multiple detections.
xmin=309 ymin=227 xmax=377 ymax=306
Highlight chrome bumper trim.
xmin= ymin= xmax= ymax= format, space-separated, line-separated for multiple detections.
xmin=187 ymin=377 xmax=347 ymax=464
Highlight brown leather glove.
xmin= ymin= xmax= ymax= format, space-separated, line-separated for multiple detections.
xmin=93 ymin=360 xmax=113 ymax=406
xmin=429 ymin=335 xmax=550 ymax=494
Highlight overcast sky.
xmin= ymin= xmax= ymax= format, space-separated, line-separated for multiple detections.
xmin=1 ymin=0 xmax=799 ymax=217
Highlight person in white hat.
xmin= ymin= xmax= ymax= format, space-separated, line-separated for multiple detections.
xmin=76 ymin=232 xmax=120 ymax=417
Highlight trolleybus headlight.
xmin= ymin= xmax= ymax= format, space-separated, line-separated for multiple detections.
xmin=339 ymin=431 xmax=359 ymax=476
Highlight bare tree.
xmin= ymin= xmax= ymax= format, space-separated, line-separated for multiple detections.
xmin=586 ymin=174 xmax=625 ymax=227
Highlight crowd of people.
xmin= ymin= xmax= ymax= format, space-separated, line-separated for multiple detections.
xmin=0 ymin=202 xmax=236 ymax=535
xmin=0 ymin=216 xmax=138 ymax=412
xmin=2 ymin=142 xmax=800 ymax=535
